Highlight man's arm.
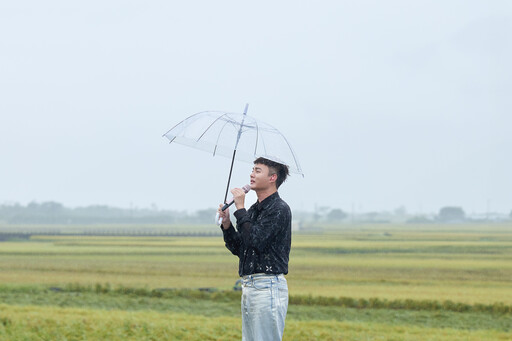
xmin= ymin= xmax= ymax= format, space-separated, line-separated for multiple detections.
xmin=218 ymin=205 xmax=241 ymax=256
xmin=221 ymin=222 xmax=242 ymax=256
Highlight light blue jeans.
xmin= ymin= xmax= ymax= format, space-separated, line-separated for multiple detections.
xmin=241 ymin=273 xmax=288 ymax=341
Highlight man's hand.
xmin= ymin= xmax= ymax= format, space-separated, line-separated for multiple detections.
xmin=218 ymin=204 xmax=231 ymax=230
xmin=231 ymin=187 xmax=246 ymax=211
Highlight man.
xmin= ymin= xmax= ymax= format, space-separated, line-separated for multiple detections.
xmin=217 ymin=157 xmax=292 ymax=341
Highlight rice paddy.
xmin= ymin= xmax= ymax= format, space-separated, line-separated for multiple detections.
xmin=0 ymin=223 xmax=511 ymax=340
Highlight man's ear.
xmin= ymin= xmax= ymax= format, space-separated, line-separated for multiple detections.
xmin=269 ymin=173 xmax=277 ymax=183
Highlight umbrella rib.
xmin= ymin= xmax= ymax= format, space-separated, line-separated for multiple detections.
xmin=261 ymin=128 xmax=268 ymax=156
xmin=196 ymin=113 xmax=230 ymax=143
xmin=254 ymin=120 xmax=259 ymax=157
xmin=280 ymin=134 xmax=303 ymax=176
xmin=213 ymin=118 xmax=232 ymax=156
xmin=162 ymin=111 xmax=204 ymax=137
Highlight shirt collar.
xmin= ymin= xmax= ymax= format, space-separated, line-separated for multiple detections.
xmin=256 ymin=191 xmax=280 ymax=211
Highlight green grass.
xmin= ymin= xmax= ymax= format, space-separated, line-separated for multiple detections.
xmin=0 ymin=303 xmax=510 ymax=341
xmin=0 ymin=285 xmax=510 ymax=328
xmin=0 ymin=285 xmax=510 ymax=340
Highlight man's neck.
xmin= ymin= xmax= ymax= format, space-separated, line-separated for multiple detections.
xmin=256 ymin=187 xmax=277 ymax=203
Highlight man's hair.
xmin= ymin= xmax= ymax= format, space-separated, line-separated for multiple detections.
xmin=253 ymin=157 xmax=290 ymax=189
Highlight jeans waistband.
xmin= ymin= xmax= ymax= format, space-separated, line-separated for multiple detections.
xmin=242 ymin=273 xmax=284 ymax=280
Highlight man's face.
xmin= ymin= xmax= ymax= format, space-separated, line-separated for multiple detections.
xmin=250 ymin=163 xmax=276 ymax=191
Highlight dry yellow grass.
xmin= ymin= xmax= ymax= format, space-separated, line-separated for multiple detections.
xmin=0 ymin=224 xmax=510 ymax=305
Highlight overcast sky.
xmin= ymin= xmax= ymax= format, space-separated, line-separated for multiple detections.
xmin=1 ymin=1 xmax=510 ymax=215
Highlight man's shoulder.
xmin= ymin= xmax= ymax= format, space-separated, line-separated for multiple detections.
xmin=275 ymin=195 xmax=290 ymax=208
xmin=273 ymin=195 xmax=291 ymax=215
xmin=252 ymin=191 xmax=291 ymax=215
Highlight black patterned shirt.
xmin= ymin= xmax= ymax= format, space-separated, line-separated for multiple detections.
xmin=221 ymin=191 xmax=292 ymax=277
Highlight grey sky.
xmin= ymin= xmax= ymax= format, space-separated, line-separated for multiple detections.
xmin=1 ymin=1 xmax=511 ymax=215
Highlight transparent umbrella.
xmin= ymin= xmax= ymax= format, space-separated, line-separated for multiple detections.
xmin=162 ymin=105 xmax=303 ymax=203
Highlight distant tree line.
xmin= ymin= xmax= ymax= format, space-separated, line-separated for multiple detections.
xmin=301 ymin=206 xmax=509 ymax=224
xmin=0 ymin=202 xmax=217 ymax=225
xmin=0 ymin=202 xmax=508 ymax=225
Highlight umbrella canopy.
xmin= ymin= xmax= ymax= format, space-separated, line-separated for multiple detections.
xmin=163 ymin=110 xmax=303 ymax=175
xmin=163 ymin=107 xmax=303 ymax=202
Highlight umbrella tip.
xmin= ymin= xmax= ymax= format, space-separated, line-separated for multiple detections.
xmin=243 ymin=103 xmax=249 ymax=115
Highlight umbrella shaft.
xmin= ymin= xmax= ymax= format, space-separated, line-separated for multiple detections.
xmin=224 ymin=149 xmax=237 ymax=204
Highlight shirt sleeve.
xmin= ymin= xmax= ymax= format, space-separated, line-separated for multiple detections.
xmin=220 ymin=223 xmax=241 ymax=256
xmin=234 ymin=206 xmax=290 ymax=253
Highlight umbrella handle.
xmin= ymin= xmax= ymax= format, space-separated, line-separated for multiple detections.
xmin=215 ymin=212 xmax=223 ymax=225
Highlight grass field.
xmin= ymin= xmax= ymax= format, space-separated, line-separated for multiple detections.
xmin=0 ymin=223 xmax=511 ymax=340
